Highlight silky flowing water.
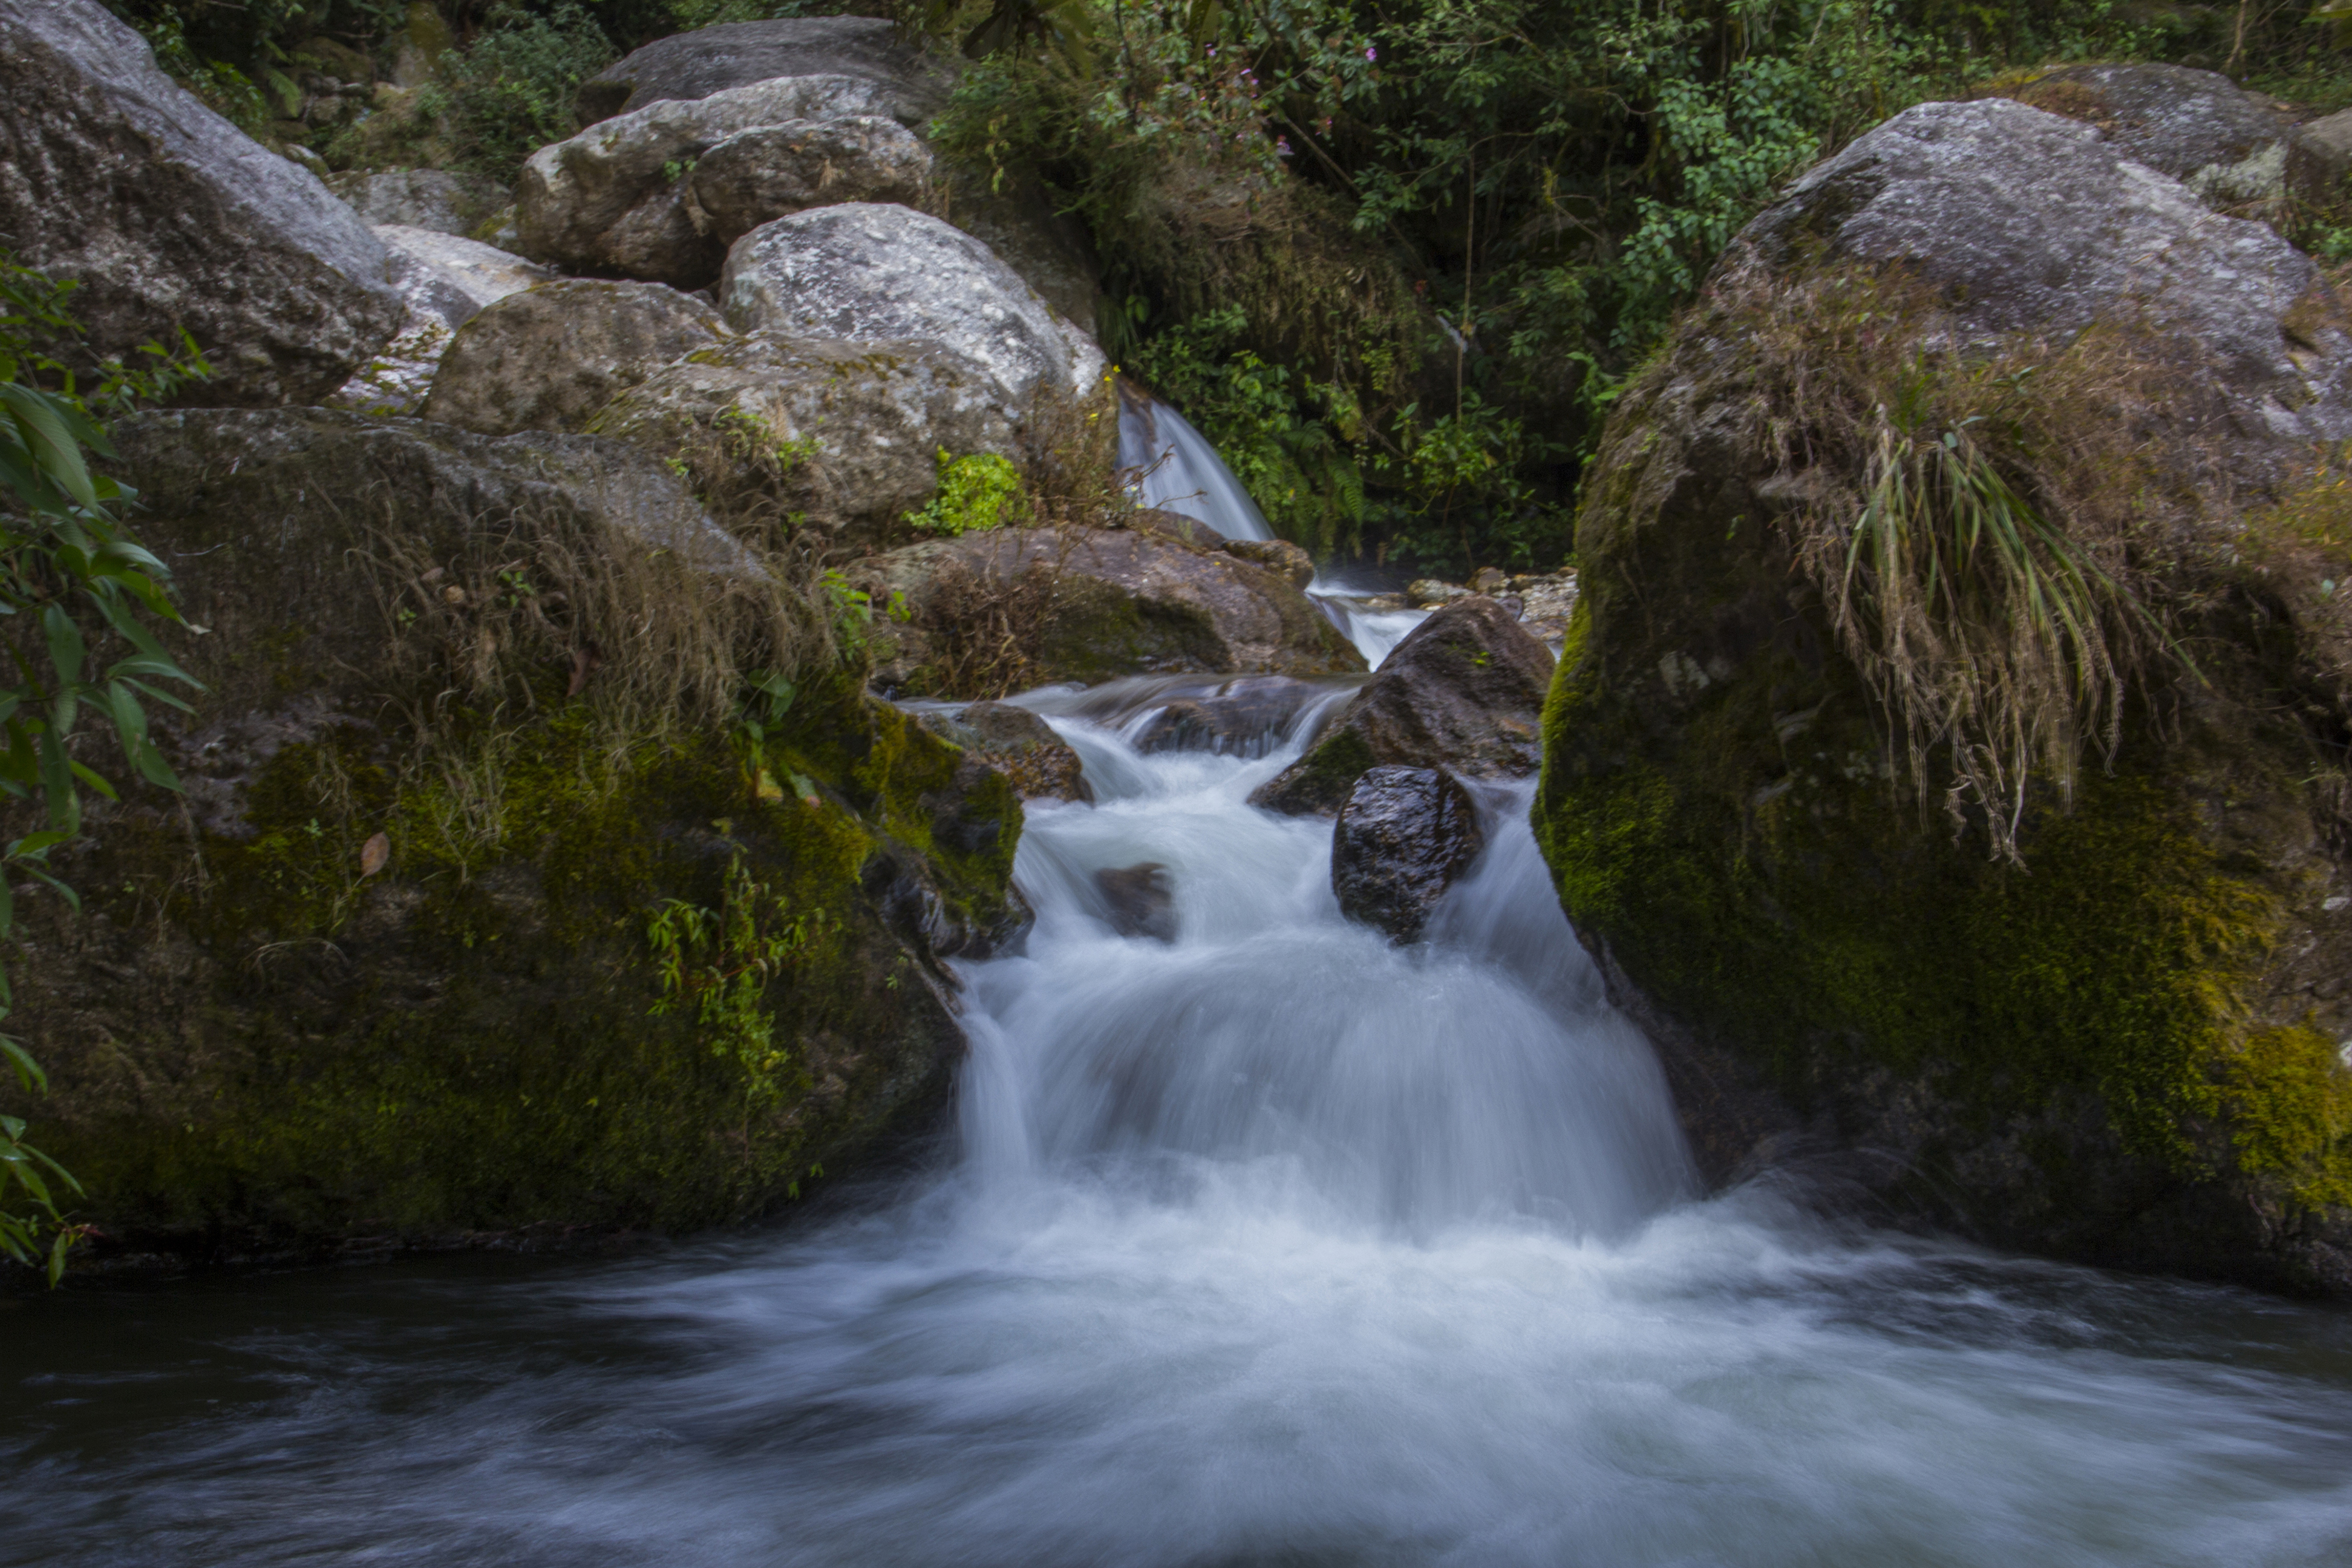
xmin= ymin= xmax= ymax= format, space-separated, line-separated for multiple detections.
xmin=10 ymin=670 xmax=2352 ymax=1567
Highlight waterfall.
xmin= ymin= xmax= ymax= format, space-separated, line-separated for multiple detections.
xmin=1117 ymin=387 xmax=1275 ymax=542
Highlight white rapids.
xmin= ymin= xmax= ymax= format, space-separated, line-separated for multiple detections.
xmin=13 ymin=685 xmax=2352 ymax=1568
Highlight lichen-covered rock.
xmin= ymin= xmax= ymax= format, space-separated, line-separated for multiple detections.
xmin=517 ymin=74 xmax=894 ymax=286
xmin=330 ymin=226 xmax=552 ymax=416
xmin=930 ymin=169 xmax=1106 ymax=338
xmin=1990 ymin=62 xmax=2336 ymax=211
xmin=1532 ymin=103 xmax=2352 ymax=1296
xmin=0 ymin=0 xmax=402 ymax=405
xmin=331 ymin=167 xmax=511 ymax=237
xmin=578 ymin=16 xmax=949 ymax=125
xmin=1330 ymin=766 xmax=1483 ymax=944
xmin=685 ymin=117 xmax=933 ymax=246
xmin=1252 ymin=597 xmax=1553 ymax=816
xmin=722 ymin=204 xmax=1106 ymax=405
xmin=868 ymin=526 xmax=1367 ymax=694
xmin=1223 ymin=537 xmax=1316 ymax=589
xmin=916 ymin=701 xmax=1089 ymax=802
xmin=585 ymin=331 xmax=1016 ymax=538
xmin=424 ymin=279 xmax=728 ymax=436
xmin=1 ymin=407 xmax=1025 ymax=1267
xmin=1737 ymin=98 xmax=2352 ymax=451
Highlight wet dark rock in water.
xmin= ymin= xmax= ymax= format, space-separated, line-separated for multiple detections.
xmin=1133 ymin=676 xmax=1338 ymax=759
xmin=918 ymin=702 xmax=1090 ymax=802
xmin=1331 ymin=767 xmax=1483 ymax=943
xmin=1096 ymin=862 xmax=1176 ymax=942
xmin=1252 ymin=596 xmax=1553 ymax=816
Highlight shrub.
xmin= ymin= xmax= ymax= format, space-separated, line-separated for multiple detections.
xmin=906 ymin=449 xmax=1029 ymax=536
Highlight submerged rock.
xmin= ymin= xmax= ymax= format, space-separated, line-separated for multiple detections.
xmin=868 ymin=526 xmax=1367 ymax=695
xmin=1095 ymin=862 xmax=1175 ymax=942
xmin=0 ymin=0 xmax=402 ymax=405
xmin=1252 ymin=597 xmax=1552 ymax=816
xmin=578 ymin=16 xmax=948 ymax=125
xmin=1330 ymin=766 xmax=1483 ymax=944
xmin=7 ymin=407 xmax=1025 ymax=1268
xmin=685 ymin=117 xmax=933 ymax=247
xmin=424 ymin=279 xmax=728 ymax=436
xmin=722 ymin=203 xmax=1106 ymax=405
xmin=517 ymin=74 xmax=895 ymax=286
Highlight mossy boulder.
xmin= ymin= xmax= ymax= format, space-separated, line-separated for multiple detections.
xmin=1 ymin=410 xmax=1026 ymax=1270
xmin=866 ymin=524 xmax=1366 ymax=697
xmin=1533 ymin=104 xmax=2352 ymax=1295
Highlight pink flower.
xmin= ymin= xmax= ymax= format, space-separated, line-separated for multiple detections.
xmin=1364 ymin=45 xmax=1377 ymax=60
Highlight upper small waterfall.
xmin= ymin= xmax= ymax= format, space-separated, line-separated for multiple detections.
xmin=1117 ymin=384 xmax=1275 ymax=543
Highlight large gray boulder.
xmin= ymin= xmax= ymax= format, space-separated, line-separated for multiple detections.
xmin=1737 ymin=97 xmax=2352 ymax=451
xmin=0 ymin=0 xmax=401 ymax=405
xmin=116 ymin=408 xmax=754 ymax=582
xmin=516 ymin=74 xmax=895 ymax=286
xmin=586 ymin=331 xmax=1017 ymax=539
xmin=685 ymin=117 xmax=934 ymax=247
xmin=1993 ymin=63 xmax=2336 ymax=209
xmin=330 ymin=168 xmax=511 ymax=238
xmin=722 ymin=203 xmax=1106 ymax=405
xmin=1330 ymin=766 xmax=1484 ymax=944
xmin=578 ymin=17 xmax=949 ymax=124
xmin=867 ymin=525 xmax=1367 ymax=695
xmin=330 ymin=226 xmax=552 ymax=416
xmin=423 ymin=279 xmax=728 ymax=436
xmin=1252 ymin=597 xmax=1553 ymax=817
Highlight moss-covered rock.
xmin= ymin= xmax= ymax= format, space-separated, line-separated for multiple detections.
xmin=0 ymin=409 xmax=1025 ymax=1270
xmin=1533 ymin=243 xmax=2352 ymax=1293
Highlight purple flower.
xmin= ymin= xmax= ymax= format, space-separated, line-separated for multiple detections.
xmin=1276 ymin=135 xmax=1293 ymax=157
xmin=1364 ymin=44 xmax=1377 ymax=60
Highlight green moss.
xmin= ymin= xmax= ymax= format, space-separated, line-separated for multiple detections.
xmin=2227 ymin=1025 xmax=2352 ymax=1209
xmin=19 ymin=682 xmax=1016 ymax=1257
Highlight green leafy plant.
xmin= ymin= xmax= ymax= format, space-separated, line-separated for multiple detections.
xmin=906 ymin=450 xmax=1029 ymax=537
xmin=424 ymin=1 xmax=616 ymax=181
xmin=0 ymin=256 xmax=206 ymax=1282
xmin=647 ymin=849 xmax=832 ymax=1122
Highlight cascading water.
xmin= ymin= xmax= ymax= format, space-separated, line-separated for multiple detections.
xmin=1117 ymin=385 xmax=1431 ymax=664
xmin=1117 ymin=391 xmax=1277 ymax=543
xmin=11 ymin=690 xmax=2352 ymax=1567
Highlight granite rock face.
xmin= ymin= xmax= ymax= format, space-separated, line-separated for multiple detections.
xmin=330 ymin=226 xmax=552 ymax=416
xmin=424 ymin=279 xmax=728 ymax=436
xmin=586 ymin=331 xmax=1017 ymax=540
xmin=1992 ymin=63 xmax=2336 ymax=208
xmin=330 ymin=168 xmax=511 ymax=237
xmin=578 ymin=16 xmax=949 ymax=125
xmin=721 ymin=203 xmax=1106 ymax=405
xmin=0 ymin=0 xmax=402 ymax=404
xmin=1736 ymin=97 xmax=2352 ymax=451
xmin=516 ymin=74 xmax=895 ymax=286
xmin=685 ymin=117 xmax=934 ymax=246
xmin=1330 ymin=766 xmax=1484 ymax=944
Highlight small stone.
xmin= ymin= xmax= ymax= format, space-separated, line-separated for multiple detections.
xmin=1407 ymin=578 xmax=1470 ymax=607
xmin=1096 ymin=862 xmax=1175 ymax=942
xmin=1330 ymin=766 xmax=1483 ymax=943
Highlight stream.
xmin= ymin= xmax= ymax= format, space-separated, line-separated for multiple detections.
xmin=8 ymin=412 xmax=2352 ymax=1564
xmin=9 ymin=676 xmax=2352 ymax=1565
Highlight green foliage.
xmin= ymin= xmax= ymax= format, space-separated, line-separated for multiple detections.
xmin=421 ymin=1 xmax=618 ymax=180
xmin=930 ymin=0 xmax=2345 ymax=575
xmin=0 ymin=258 xmax=205 ymax=1282
xmin=648 ymin=848 xmax=835 ymax=1120
xmin=906 ymin=449 xmax=1030 ymax=536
